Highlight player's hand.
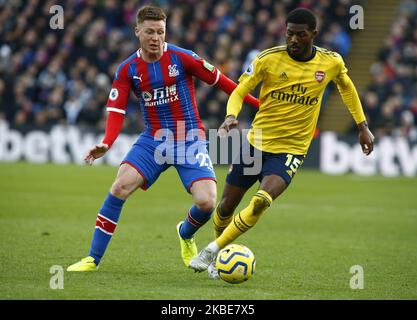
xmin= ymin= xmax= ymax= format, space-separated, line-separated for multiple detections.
xmin=84 ymin=143 xmax=109 ymax=165
xmin=358 ymin=122 xmax=374 ymax=156
xmin=218 ymin=115 xmax=239 ymax=138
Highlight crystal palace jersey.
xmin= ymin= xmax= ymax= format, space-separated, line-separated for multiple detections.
xmin=106 ymin=42 xmax=220 ymax=140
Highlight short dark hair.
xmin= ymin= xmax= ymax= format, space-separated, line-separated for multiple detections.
xmin=136 ymin=5 xmax=167 ymax=24
xmin=286 ymin=8 xmax=317 ymax=31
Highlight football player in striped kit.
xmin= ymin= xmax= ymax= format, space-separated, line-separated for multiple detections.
xmin=67 ymin=5 xmax=259 ymax=272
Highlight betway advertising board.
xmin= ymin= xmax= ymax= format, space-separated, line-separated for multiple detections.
xmin=0 ymin=121 xmax=416 ymax=177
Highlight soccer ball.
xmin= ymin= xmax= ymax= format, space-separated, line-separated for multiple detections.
xmin=216 ymin=244 xmax=256 ymax=284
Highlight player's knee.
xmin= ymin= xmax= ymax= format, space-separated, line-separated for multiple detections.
xmin=196 ymin=198 xmax=216 ymax=213
xmin=110 ymin=180 xmax=134 ymax=199
xmin=195 ymin=193 xmax=216 ymax=212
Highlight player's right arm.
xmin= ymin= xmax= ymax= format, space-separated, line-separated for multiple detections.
xmin=218 ymin=57 xmax=264 ymax=137
xmin=84 ymin=63 xmax=131 ymax=165
xmin=218 ymin=84 xmax=251 ymax=137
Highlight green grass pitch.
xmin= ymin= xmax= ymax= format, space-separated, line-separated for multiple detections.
xmin=0 ymin=162 xmax=416 ymax=299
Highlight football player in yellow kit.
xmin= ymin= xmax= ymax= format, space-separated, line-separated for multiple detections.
xmin=189 ymin=8 xmax=375 ymax=276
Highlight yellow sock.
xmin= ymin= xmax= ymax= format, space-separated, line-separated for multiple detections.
xmin=213 ymin=205 xmax=233 ymax=239
xmin=215 ymin=190 xmax=273 ymax=248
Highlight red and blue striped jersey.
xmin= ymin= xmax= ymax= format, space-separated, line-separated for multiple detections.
xmin=106 ymin=42 xmax=221 ymax=140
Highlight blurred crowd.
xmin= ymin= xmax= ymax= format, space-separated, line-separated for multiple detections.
xmin=0 ymin=0 xmax=355 ymax=134
xmin=361 ymin=0 xmax=417 ymax=140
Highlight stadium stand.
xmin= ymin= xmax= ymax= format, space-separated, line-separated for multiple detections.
xmin=0 ymin=0 xmax=368 ymax=134
xmin=361 ymin=0 xmax=417 ymax=140
xmin=4 ymin=0 xmax=417 ymax=140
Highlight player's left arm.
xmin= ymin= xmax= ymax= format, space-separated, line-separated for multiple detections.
xmin=182 ymin=54 xmax=259 ymax=109
xmin=334 ymin=58 xmax=375 ymax=155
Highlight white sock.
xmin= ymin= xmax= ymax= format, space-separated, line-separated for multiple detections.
xmin=207 ymin=241 xmax=220 ymax=254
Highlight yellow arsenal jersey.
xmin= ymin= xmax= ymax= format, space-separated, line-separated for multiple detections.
xmin=229 ymin=45 xmax=366 ymax=155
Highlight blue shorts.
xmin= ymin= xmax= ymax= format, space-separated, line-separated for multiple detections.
xmin=226 ymin=138 xmax=304 ymax=189
xmin=122 ymin=133 xmax=216 ymax=192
